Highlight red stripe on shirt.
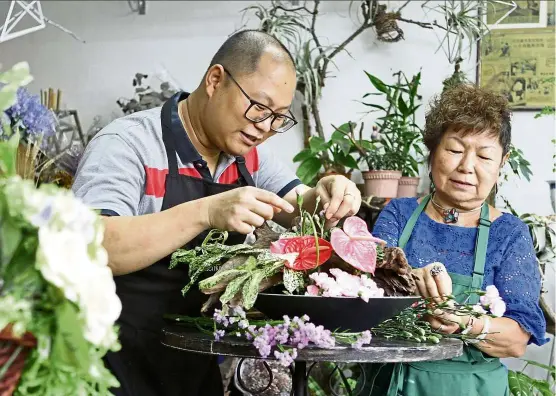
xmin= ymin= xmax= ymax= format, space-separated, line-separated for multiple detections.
xmin=218 ymin=148 xmax=260 ymax=184
xmin=144 ymin=166 xmax=202 ymax=198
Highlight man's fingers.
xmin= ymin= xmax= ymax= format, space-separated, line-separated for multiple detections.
xmin=252 ymin=188 xmax=295 ymax=213
xmin=249 ymin=200 xmax=277 ymax=221
xmin=324 ymin=182 xmax=344 ymax=220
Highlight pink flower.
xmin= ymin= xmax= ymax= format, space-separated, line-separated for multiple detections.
xmin=472 ymin=304 xmax=487 ymax=315
xmin=490 ymin=299 xmax=506 ymax=317
xmin=305 ymin=285 xmax=320 ymax=296
xmin=330 ymin=216 xmax=386 ymax=274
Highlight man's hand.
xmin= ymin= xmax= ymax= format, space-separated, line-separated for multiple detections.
xmin=202 ymin=186 xmax=295 ymax=234
xmin=315 ymin=175 xmax=362 ymax=227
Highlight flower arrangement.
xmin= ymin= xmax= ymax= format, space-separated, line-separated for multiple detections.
xmin=0 ymin=62 xmax=121 ymax=395
xmin=171 ymin=193 xmax=406 ymax=312
xmin=168 ymin=191 xmax=507 ymax=367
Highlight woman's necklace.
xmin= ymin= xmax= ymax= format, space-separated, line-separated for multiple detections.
xmin=430 ymin=194 xmax=483 ymax=224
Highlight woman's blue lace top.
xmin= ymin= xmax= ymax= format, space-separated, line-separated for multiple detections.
xmin=372 ymin=197 xmax=549 ymax=346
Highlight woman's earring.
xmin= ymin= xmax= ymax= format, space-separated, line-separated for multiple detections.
xmin=429 ymin=172 xmax=435 ymax=191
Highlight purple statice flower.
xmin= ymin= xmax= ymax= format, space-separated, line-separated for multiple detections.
xmin=274 ymin=348 xmax=298 ymax=367
xmin=351 ymin=330 xmax=372 ymax=349
xmin=1 ymin=87 xmax=56 ymax=141
xmin=213 ymin=309 xmax=229 ymax=327
xmin=214 ymin=329 xmax=225 ymax=341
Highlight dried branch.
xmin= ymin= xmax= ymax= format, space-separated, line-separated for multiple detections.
xmin=310 ymin=0 xmax=325 ymax=59
xmin=397 ymin=17 xmax=451 ymax=33
xmin=396 ymin=1 xmax=411 ymax=13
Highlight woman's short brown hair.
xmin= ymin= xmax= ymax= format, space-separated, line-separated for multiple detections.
xmin=423 ymin=84 xmax=512 ymax=164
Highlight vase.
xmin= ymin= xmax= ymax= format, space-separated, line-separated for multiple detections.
xmin=397 ymin=176 xmax=420 ymax=198
xmin=0 ymin=324 xmax=36 ymax=396
xmin=362 ymin=170 xmax=402 ymax=198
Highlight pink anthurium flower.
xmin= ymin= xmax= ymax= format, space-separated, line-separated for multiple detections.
xmin=330 ymin=216 xmax=386 ymax=274
xmin=270 ymin=236 xmax=332 ymax=271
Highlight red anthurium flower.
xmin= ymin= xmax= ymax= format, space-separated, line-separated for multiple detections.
xmin=270 ymin=236 xmax=332 ymax=271
xmin=330 ymin=216 xmax=386 ymax=274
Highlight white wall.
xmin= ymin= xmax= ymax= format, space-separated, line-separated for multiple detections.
xmin=1 ymin=0 xmax=554 ymax=381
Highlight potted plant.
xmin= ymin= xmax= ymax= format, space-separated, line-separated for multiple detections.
xmin=355 ymin=70 xmax=424 ymax=198
xmin=292 ymin=122 xmax=360 ymax=185
xmin=0 ymin=62 xmax=121 ymax=395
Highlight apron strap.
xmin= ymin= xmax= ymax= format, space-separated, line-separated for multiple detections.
xmin=235 ymin=156 xmax=256 ymax=187
xmin=471 ymin=203 xmax=491 ymax=291
xmin=399 ymin=195 xmax=431 ymax=249
xmin=161 ymin=94 xmax=181 ymax=177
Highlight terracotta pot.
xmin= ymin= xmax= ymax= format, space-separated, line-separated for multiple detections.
xmin=362 ymin=170 xmax=402 ymax=198
xmin=397 ymin=176 xmax=420 ymax=198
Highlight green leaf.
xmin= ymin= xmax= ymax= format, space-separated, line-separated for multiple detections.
xmin=335 ymin=152 xmax=359 ymax=170
xmin=0 ymin=131 xmax=20 ymax=176
xmin=283 ymin=268 xmax=305 ymax=294
xmin=220 ymin=273 xmax=251 ymax=304
xmin=296 ymin=157 xmax=322 ymax=184
xmin=362 ymin=102 xmax=387 ymax=112
xmin=397 ymin=96 xmax=409 ymax=117
xmin=309 ymin=136 xmax=328 ymax=152
xmin=364 ymin=71 xmax=389 ymax=94
xmin=1 ymin=218 xmax=22 ymax=268
xmin=241 ymin=270 xmax=266 ymax=310
xmin=292 ymin=149 xmax=314 ymax=163
xmin=521 ymin=359 xmax=556 ymax=381
xmin=51 ymin=299 xmax=91 ymax=374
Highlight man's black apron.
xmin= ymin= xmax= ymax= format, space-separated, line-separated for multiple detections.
xmin=104 ymin=92 xmax=255 ymax=396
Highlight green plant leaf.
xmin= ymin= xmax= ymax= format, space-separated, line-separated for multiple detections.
xmin=508 ymin=370 xmax=533 ymax=396
xmin=521 ymin=359 xmax=556 ymax=381
xmin=309 ymin=136 xmax=328 ymax=152
xmin=364 ymin=71 xmax=389 ymax=94
xmin=51 ymin=299 xmax=91 ymax=374
xmin=397 ymin=96 xmax=409 ymax=118
xmin=0 ymin=218 xmax=22 ymax=268
xmin=296 ymin=157 xmax=322 ymax=184
xmin=335 ymin=152 xmax=359 ymax=170
xmin=293 ymin=149 xmax=314 ymax=163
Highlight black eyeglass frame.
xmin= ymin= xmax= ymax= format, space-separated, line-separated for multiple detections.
xmin=223 ymin=67 xmax=298 ymax=133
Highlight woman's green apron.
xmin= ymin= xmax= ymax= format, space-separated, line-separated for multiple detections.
xmin=365 ymin=194 xmax=509 ymax=396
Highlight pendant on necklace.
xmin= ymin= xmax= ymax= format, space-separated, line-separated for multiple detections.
xmin=443 ymin=208 xmax=459 ymax=224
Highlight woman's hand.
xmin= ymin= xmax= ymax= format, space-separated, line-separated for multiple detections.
xmin=412 ymin=262 xmax=453 ymax=303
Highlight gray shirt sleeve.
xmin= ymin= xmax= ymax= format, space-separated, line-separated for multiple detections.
xmin=72 ymin=127 xmax=145 ymax=217
xmin=254 ymin=142 xmax=302 ymax=197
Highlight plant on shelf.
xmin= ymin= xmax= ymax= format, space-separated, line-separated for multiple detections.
xmin=356 ymin=69 xmax=425 ymax=198
xmin=240 ymin=0 xmax=497 ymax=148
xmin=0 ymin=62 xmax=121 ymax=395
xmin=292 ymin=122 xmax=360 ymax=185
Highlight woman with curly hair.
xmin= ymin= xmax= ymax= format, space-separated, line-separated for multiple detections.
xmin=364 ymin=84 xmax=548 ymax=396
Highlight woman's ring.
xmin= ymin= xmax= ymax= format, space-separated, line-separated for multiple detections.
xmin=436 ymin=324 xmax=445 ymax=332
xmin=344 ymin=192 xmax=354 ymax=198
xmin=430 ymin=265 xmax=444 ymax=277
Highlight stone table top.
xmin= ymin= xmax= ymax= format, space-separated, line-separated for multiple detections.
xmin=161 ymin=326 xmax=463 ymax=363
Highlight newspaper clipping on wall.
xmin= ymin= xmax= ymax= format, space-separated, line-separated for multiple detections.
xmin=479 ymin=1 xmax=555 ymax=110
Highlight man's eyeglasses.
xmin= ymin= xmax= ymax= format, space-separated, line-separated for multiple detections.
xmin=223 ymin=68 xmax=297 ymax=134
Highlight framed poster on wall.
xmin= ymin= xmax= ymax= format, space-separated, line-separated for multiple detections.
xmin=477 ymin=0 xmax=555 ymax=111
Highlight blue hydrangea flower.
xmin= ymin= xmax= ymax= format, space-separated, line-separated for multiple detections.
xmin=1 ymin=86 xmax=56 ymax=142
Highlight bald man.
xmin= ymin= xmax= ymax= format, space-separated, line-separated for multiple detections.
xmin=72 ymin=30 xmax=362 ymax=395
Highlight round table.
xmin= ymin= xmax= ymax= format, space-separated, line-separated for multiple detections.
xmin=161 ymin=325 xmax=463 ymax=396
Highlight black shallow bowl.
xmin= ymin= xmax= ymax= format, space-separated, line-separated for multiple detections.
xmin=254 ymin=293 xmax=420 ymax=332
